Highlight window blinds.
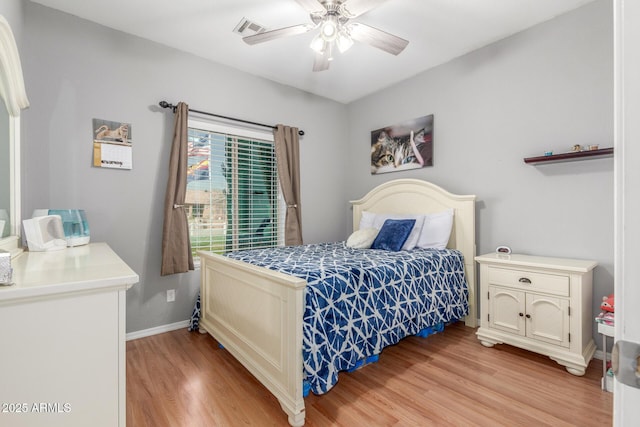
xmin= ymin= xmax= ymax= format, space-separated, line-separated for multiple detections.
xmin=186 ymin=125 xmax=284 ymax=259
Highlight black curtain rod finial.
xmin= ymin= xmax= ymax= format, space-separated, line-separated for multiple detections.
xmin=159 ymin=100 xmax=177 ymax=112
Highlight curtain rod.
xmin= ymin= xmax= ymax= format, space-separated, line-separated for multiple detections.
xmin=158 ymin=101 xmax=304 ymax=136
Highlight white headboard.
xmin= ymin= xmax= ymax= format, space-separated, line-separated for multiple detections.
xmin=350 ymin=179 xmax=477 ymax=327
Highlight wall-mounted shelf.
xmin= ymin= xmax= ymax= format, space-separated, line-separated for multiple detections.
xmin=524 ymin=147 xmax=613 ymax=165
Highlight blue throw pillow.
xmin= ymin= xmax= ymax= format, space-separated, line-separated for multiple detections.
xmin=371 ymin=219 xmax=416 ymax=251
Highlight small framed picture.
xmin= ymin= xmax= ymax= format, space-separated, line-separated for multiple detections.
xmin=92 ymin=118 xmax=133 ymax=170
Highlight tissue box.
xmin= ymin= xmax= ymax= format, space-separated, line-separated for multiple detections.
xmin=0 ymin=249 xmax=13 ymax=285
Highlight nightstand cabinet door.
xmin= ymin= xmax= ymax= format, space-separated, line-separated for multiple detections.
xmin=526 ymin=294 xmax=569 ymax=347
xmin=488 ymin=286 xmax=525 ymax=336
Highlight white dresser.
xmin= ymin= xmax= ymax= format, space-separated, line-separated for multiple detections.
xmin=0 ymin=243 xmax=138 ymax=427
xmin=475 ymin=253 xmax=597 ymax=376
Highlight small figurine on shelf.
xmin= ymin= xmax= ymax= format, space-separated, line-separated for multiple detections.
xmin=572 ymin=144 xmax=583 ymax=152
xmin=601 ymin=294 xmax=615 ymax=312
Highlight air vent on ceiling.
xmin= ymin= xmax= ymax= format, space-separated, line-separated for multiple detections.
xmin=233 ymin=18 xmax=266 ymax=37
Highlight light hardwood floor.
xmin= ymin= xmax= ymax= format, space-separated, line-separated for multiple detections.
xmin=126 ymin=322 xmax=612 ymax=426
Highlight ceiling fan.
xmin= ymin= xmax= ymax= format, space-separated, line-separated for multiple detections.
xmin=242 ymin=0 xmax=409 ymax=71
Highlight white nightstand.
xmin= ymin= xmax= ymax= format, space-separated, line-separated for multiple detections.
xmin=475 ymin=253 xmax=597 ymax=376
xmin=598 ymin=322 xmax=615 ymax=391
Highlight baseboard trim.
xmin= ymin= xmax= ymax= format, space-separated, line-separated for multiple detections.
xmin=126 ymin=320 xmax=190 ymax=341
xmin=594 ymin=349 xmax=610 ymax=361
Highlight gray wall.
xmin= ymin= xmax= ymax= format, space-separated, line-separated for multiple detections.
xmin=21 ymin=2 xmax=349 ymax=333
xmin=347 ymin=0 xmax=614 ymax=342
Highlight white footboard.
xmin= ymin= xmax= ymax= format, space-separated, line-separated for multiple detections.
xmin=198 ymin=251 xmax=307 ymax=426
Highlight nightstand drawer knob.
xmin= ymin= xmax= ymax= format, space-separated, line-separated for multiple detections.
xmin=526 ymin=314 xmax=531 ymax=319
xmin=519 ymin=277 xmax=532 ymax=284
xmin=519 ymin=312 xmax=524 ymax=317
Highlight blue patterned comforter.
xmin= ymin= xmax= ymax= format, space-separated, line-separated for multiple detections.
xmin=226 ymin=242 xmax=469 ymax=395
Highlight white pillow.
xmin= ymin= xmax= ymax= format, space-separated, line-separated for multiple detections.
xmin=416 ymin=209 xmax=454 ymax=250
xmin=346 ymin=228 xmax=379 ymax=249
xmin=358 ymin=211 xmax=379 ymax=229
xmin=358 ymin=211 xmax=425 ymax=250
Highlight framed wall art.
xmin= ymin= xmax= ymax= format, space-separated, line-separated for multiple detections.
xmin=92 ymin=118 xmax=132 ymax=170
xmin=370 ymin=114 xmax=433 ymax=174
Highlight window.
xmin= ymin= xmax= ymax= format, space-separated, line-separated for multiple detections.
xmin=186 ymin=119 xmax=284 ymax=261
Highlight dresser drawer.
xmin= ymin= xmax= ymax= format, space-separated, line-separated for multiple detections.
xmin=487 ymin=266 xmax=569 ymax=296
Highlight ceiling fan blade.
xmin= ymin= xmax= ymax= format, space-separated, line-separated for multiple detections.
xmin=348 ymin=22 xmax=408 ymax=55
xmin=294 ymin=0 xmax=326 ymax=14
xmin=243 ymin=24 xmax=313 ymax=45
xmin=312 ymin=51 xmax=331 ymax=72
xmin=341 ymin=0 xmax=390 ymax=17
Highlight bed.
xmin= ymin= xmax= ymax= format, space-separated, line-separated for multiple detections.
xmin=197 ymin=179 xmax=476 ymax=426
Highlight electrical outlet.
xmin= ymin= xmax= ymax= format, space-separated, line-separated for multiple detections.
xmin=166 ymin=289 xmax=175 ymax=302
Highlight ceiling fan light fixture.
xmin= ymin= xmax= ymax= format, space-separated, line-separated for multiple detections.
xmin=336 ymin=30 xmax=353 ymax=53
xmin=310 ymin=34 xmax=326 ymax=53
xmin=320 ymin=17 xmax=338 ymax=41
xmin=243 ymin=0 xmax=408 ymax=72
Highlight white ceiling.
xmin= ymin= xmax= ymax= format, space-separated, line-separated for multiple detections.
xmin=30 ymin=0 xmax=595 ymax=104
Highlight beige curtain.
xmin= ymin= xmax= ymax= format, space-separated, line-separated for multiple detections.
xmin=274 ymin=124 xmax=303 ymax=246
xmin=161 ymin=102 xmax=194 ymax=275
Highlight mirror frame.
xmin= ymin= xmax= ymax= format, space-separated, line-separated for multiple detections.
xmin=0 ymin=15 xmax=30 ymax=256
